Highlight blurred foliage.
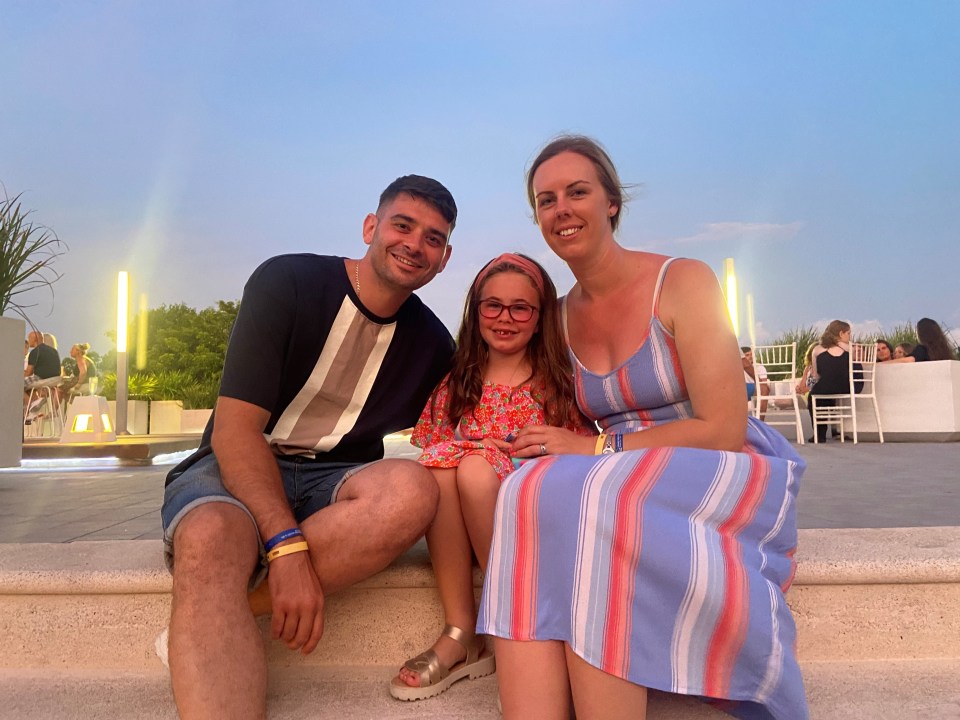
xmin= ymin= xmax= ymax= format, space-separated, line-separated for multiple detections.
xmin=99 ymin=301 xmax=238 ymax=408
xmin=872 ymin=322 xmax=919 ymax=350
xmin=773 ymin=321 xmax=960 ymax=366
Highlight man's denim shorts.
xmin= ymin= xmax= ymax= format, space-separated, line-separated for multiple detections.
xmin=161 ymin=452 xmax=368 ymax=587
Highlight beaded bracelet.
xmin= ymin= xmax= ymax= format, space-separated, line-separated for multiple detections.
xmin=265 ymin=541 xmax=310 ymax=563
xmin=264 ymin=528 xmax=303 ymax=553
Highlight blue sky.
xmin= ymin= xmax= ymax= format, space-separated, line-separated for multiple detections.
xmin=3 ymin=1 xmax=958 ymax=354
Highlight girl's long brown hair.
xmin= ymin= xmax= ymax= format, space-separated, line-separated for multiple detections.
xmin=439 ymin=254 xmax=581 ymax=429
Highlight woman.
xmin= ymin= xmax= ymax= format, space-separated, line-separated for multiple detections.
xmin=894 ymin=342 xmax=914 ymax=359
xmin=889 ymin=318 xmax=956 ymax=363
xmin=806 ymin=321 xmax=858 ymax=443
xmin=61 ymin=343 xmax=97 ymax=395
xmin=479 ymin=136 xmax=807 ymax=720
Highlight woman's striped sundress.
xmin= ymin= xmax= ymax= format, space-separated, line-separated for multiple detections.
xmin=477 ymin=259 xmax=808 ymax=719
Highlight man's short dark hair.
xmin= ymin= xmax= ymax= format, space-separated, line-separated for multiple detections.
xmin=740 ymin=346 xmax=752 ymax=354
xmin=378 ymin=175 xmax=457 ymax=232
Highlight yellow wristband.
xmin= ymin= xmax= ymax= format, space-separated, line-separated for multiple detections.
xmin=594 ymin=433 xmax=607 ymax=455
xmin=265 ymin=541 xmax=310 ymax=563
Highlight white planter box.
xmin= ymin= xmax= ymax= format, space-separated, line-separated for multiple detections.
xmin=180 ymin=409 xmax=212 ymax=434
xmin=107 ymin=400 xmax=150 ymax=435
xmin=0 ymin=317 xmax=26 ymax=467
xmin=855 ymin=360 xmax=960 ymax=441
xmin=149 ymin=400 xmax=183 ymax=434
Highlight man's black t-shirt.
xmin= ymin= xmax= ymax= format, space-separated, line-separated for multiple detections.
xmin=166 ymin=254 xmax=453 ymax=485
xmin=27 ymin=344 xmax=61 ymax=379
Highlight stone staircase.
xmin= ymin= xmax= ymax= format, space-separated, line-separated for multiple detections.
xmin=1 ymin=527 xmax=958 ymax=719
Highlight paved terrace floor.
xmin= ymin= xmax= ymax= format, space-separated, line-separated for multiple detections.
xmin=0 ymin=439 xmax=957 ymax=544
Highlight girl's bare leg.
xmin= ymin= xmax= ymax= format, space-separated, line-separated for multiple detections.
xmin=397 ymin=467 xmax=475 ymax=686
xmin=455 ymin=454 xmax=500 ymax=571
xmin=495 ymin=638 xmax=571 ymax=719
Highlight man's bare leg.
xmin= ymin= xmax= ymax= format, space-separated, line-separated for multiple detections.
xmin=170 ymin=503 xmax=264 ymax=720
xmin=249 ymin=458 xmax=440 ymax=614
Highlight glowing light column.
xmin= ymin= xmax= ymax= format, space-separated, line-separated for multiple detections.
xmin=723 ymin=258 xmax=740 ymax=339
xmin=116 ymin=271 xmax=130 ymax=435
xmin=746 ymin=292 xmax=757 ymax=349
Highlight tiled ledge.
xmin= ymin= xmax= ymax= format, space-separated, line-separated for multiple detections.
xmin=1 ymin=527 xmax=959 ymax=596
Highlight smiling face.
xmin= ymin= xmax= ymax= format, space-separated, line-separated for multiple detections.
xmin=363 ymin=193 xmax=452 ymax=294
xmin=476 ymin=271 xmax=541 ymax=360
xmin=530 ymin=151 xmax=619 ymax=262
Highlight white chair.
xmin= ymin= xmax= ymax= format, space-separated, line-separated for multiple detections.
xmin=750 ymin=343 xmax=805 ymax=445
xmin=811 ymin=342 xmax=884 ymax=444
xmin=23 ymin=376 xmax=66 ymax=438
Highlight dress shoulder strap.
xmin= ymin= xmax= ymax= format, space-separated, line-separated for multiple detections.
xmin=651 ymin=257 xmax=681 ymax=319
xmin=560 ymin=295 xmax=571 ymax=345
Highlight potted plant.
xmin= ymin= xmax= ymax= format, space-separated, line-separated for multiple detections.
xmin=1 ymin=190 xmax=67 ymax=465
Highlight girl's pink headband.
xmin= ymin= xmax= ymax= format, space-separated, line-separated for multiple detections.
xmin=474 ymin=253 xmax=545 ymax=296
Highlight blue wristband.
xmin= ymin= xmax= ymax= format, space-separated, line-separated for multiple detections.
xmin=614 ymin=433 xmax=623 ymax=452
xmin=264 ymin=527 xmax=303 ymax=552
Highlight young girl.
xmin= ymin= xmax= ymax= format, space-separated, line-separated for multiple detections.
xmin=390 ymin=252 xmax=592 ymax=702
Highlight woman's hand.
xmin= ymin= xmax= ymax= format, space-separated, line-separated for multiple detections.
xmin=511 ymin=425 xmax=596 ymax=458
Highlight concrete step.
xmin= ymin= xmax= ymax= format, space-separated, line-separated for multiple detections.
xmin=1 ymin=660 xmax=959 ymax=719
xmin=1 ymin=528 xmax=958 ymax=673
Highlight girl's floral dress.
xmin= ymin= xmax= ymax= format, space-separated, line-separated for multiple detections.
xmin=412 ymin=376 xmax=592 ymax=481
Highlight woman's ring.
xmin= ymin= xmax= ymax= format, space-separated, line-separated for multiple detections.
xmin=539 ymin=443 xmax=547 ymax=456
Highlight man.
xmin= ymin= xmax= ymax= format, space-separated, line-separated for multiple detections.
xmin=741 ymin=346 xmax=769 ymax=420
xmin=24 ymin=330 xmax=62 ymax=413
xmin=161 ymin=175 xmax=457 ymax=719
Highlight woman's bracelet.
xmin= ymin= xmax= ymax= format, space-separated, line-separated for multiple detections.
xmin=594 ymin=433 xmax=608 ymax=455
xmin=264 ymin=528 xmax=303 ymax=552
xmin=265 ymin=541 xmax=310 ymax=563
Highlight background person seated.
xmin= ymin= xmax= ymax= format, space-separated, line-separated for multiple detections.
xmin=807 ymin=320 xmax=862 ymax=442
xmin=894 ymin=342 xmax=914 ymax=359
xmin=876 ymin=339 xmax=894 ymax=362
xmin=889 ymin=318 xmax=958 ymax=363
xmin=741 ymin=346 xmax=769 ymax=419
xmin=60 ymin=343 xmax=98 ymax=397
xmin=795 ymin=344 xmax=817 ymax=405
xmin=23 ymin=330 xmax=63 ymax=417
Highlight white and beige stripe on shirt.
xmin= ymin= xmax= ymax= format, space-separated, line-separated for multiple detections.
xmin=266 ymin=298 xmax=396 ymax=457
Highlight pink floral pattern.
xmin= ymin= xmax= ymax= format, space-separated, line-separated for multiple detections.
xmin=412 ymin=377 xmax=592 ymax=481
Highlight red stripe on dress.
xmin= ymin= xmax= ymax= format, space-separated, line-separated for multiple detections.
xmin=661 ymin=331 xmax=687 ymax=398
xmin=509 ymin=458 xmax=552 ymax=639
xmin=616 ymin=365 xmax=639 ymax=415
xmin=782 ymin=547 xmax=797 ymax=593
xmin=600 ymin=448 xmax=671 ymax=676
xmin=703 ymin=456 xmax=770 ymax=697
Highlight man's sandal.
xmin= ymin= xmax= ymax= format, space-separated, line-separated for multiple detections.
xmin=389 ymin=624 xmax=496 ymax=701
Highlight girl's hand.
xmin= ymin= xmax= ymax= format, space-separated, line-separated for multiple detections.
xmin=480 ymin=437 xmax=512 ymax=452
xmin=511 ymin=425 xmax=596 ymax=458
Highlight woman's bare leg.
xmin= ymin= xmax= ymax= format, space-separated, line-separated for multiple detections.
xmin=566 ymin=644 xmax=647 ymax=720
xmin=495 ymin=638 xmax=571 ymax=719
